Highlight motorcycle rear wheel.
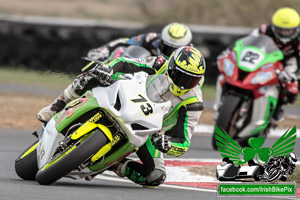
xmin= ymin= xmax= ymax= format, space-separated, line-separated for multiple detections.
xmin=15 ymin=140 xmax=39 ymax=180
xmin=35 ymin=129 xmax=108 ymax=185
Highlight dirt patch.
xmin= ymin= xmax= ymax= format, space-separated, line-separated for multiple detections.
xmin=0 ymin=92 xmax=299 ymax=130
xmin=0 ymin=92 xmax=52 ymax=130
xmin=1 ymin=0 xmax=300 ymax=27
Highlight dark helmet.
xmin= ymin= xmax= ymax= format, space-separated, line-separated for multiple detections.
xmin=160 ymin=23 xmax=192 ymax=57
xmin=166 ymin=46 xmax=205 ymax=96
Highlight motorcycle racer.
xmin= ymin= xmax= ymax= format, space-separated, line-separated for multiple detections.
xmin=86 ymin=22 xmax=193 ymax=61
xmin=37 ymin=46 xmax=205 ymax=187
xmin=215 ymin=7 xmax=299 ymax=122
xmin=252 ymin=7 xmax=300 ymax=120
xmin=260 ymin=152 xmax=298 ymax=182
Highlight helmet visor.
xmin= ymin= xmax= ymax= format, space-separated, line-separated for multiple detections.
xmin=273 ymin=26 xmax=299 ymax=40
xmin=168 ymin=65 xmax=202 ymax=90
xmin=159 ymin=40 xmax=178 ymax=57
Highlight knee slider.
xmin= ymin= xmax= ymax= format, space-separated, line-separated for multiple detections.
xmin=145 ymin=169 xmax=166 ymax=186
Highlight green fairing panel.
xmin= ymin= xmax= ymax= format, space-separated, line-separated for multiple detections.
xmin=233 ymin=39 xmax=283 ymax=72
xmin=54 ymin=91 xmax=99 ymax=133
xmin=89 ymin=142 xmax=136 ymax=172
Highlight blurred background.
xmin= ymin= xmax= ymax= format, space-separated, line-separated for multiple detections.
xmin=1 ymin=0 xmax=300 ymax=82
xmin=1 ymin=0 xmax=300 ymax=26
xmin=0 ymin=0 xmax=300 ymax=129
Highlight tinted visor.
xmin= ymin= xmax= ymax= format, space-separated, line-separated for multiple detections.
xmin=168 ymin=65 xmax=202 ymax=90
xmin=274 ymin=26 xmax=299 ymax=39
xmin=159 ymin=40 xmax=178 ymax=57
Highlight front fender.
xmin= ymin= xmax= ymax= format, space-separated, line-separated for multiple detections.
xmin=70 ymin=119 xmax=113 ymax=163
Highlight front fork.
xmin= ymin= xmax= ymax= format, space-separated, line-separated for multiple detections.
xmin=214 ymin=75 xmax=224 ymax=121
xmin=214 ymin=75 xmax=251 ymax=129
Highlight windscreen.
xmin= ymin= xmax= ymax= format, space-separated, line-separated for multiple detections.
xmin=146 ymin=74 xmax=172 ymax=103
xmin=242 ymin=35 xmax=280 ymax=54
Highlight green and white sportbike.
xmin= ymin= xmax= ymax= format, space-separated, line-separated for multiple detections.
xmin=15 ymin=72 xmax=171 ymax=185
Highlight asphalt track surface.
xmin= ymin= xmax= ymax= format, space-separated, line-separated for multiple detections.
xmin=1 ymin=84 xmax=299 ymax=200
xmin=1 ymin=129 xmax=298 ymax=200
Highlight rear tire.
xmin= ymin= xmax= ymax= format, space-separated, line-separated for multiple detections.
xmin=35 ymin=129 xmax=108 ymax=185
xmin=15 ymin=141 xmax=39 ymax=180
xmin=212 ymin=95 xmax=242 ymax=150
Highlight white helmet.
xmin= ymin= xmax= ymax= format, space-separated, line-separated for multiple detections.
xmin=289 ymin=152 xmax=298 ymax=163
xmin=160 ymin=23 xmax=192 ymax=57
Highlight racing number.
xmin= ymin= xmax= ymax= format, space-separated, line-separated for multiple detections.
xmin=131 ymin=94 xmax=153 ymax=116
xmin=242 ymin=51 xmax=259 ymax=64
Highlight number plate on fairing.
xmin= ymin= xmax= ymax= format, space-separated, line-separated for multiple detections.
xmin=239 ymin=49 xmax=264 ymax=71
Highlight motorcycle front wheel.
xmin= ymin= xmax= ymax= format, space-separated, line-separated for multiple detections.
xmin=212 ymin=94 xmax=242 ymax=150
xmin=15 ymin=140 xmax=39 ymax=180
xmin=35 ymin=129 xmax=108 ymax=185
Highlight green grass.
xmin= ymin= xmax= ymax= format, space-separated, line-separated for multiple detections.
xmin=0 ymin=67 xmax=75 ymax=90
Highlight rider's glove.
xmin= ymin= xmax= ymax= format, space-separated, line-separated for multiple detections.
xmin=87 ymin=47 xmax=110 ymax=61
xmin=278 ymin=70 xmax=296 ymax=84
xmin=151 ymin=133 xmax=172 ymax=153
xmin=278 ymin=71 xmax=298 ymax=103
xmin=91 ymin=64 xmax=114 ymax=86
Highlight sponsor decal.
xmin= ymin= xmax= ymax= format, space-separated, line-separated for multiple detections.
xmin=224 ymin=59 xmax=234 ymax=76
xmin=111 ymin=133 xmax=124 ymax=146
xmin=251 ymin=71 xmax=273 ymax=84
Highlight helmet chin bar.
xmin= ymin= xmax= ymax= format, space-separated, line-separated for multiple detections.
xmin=168 ymin=77 xmax=190 ymax=96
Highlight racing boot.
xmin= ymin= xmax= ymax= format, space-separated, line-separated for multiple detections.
xmin=37 ymin=84 xmax=79 ymax=123
xmin=111 ymin=159 xmax=133 ymax=177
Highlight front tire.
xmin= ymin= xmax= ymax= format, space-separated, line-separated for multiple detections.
xmin=15 ymin=141 xmax=39 ymax=180
xmin=212 ymin=95 xmax=242 ymax=150
xmin=35 ymin=129 xmax=108 ymax=185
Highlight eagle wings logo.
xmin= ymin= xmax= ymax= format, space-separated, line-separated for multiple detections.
xmin=215 ymin=126 xmax=297 ymax=165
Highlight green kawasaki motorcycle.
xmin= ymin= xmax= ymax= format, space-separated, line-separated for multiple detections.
xmin=15 ymin=72 xmax=171 ymax=185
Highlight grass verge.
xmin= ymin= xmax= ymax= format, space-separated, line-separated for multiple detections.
xmin=0 ymin=67 xmax=75 ymax=90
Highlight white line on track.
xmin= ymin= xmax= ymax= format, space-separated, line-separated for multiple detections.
xmin=96 ymin=174 xmax=216 ymax=193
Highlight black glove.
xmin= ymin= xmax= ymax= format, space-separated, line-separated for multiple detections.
xmin=151 ymin=133 xmax=172 ymax=153
xmin=91 ymin=64 xmax=114 ymax=86
xmin=50 ymin=99 xmax=66 ymax=113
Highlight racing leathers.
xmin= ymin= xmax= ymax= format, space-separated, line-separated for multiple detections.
xmin=87 ymin=32 xmax=162 ymax=62
xmin=254 ymin=24 xmax=299 ymax=119
xmin=214 ymin=24 xmax=299 ymax=121
xmin=37 ymin=56 xmax=204 ymax=186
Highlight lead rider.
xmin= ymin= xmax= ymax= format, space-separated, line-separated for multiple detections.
xmin=37 ymin=46 xmax=205 ymax=187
